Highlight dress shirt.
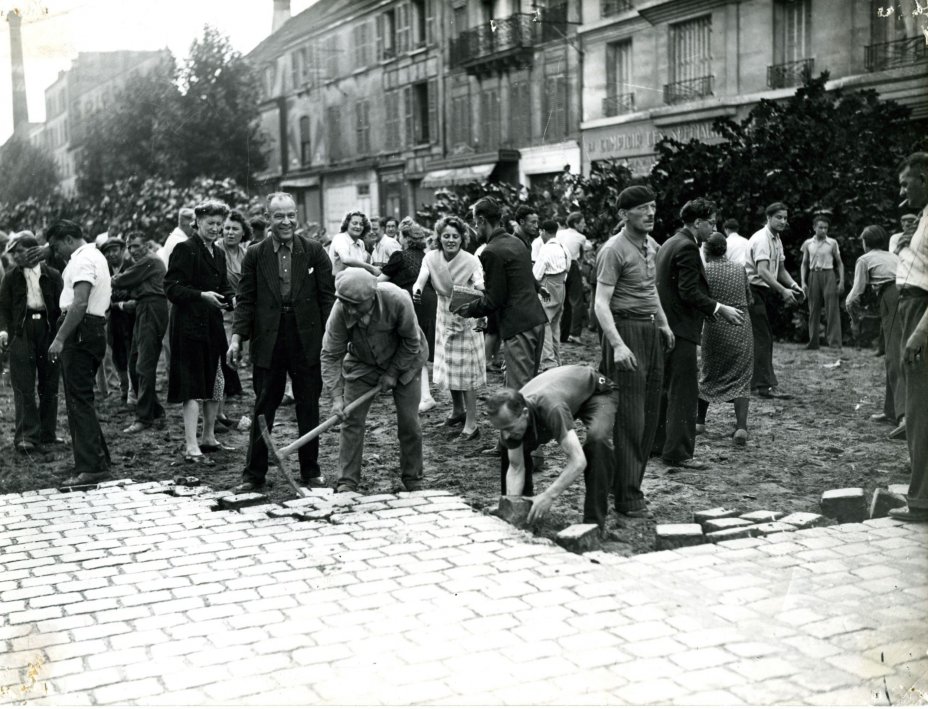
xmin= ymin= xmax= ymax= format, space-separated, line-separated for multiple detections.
xmin=556 ymin=227 xmax=591 ymax=262
xmin=270 ymin=236 xmax=292 ymax=301
xmin=745 ymin=226 xmax=786 ymax=288
xmin=532 ymin=238 xmax=570 ymax=281
xmin=595 ymin=230 xmax=661 ymax=316
xmin=846 ymin=250 xmax=898 ymax=309
xmin=801 ymin=236 xmax=841 ymax=270
xmin=23 ymin=265 xmax=45 ymax=310
xmin=896 ymin=207 xmax=928 ymax=290
xmin=371 ymin=235 xmax=402 ymax=267
xmin=328 ymin=232 xmax=370 ymax=274
xmin=60 ymin=243 xmax=111 ymax=316
xmin=725 ymin=233 xmax=750 ymax=267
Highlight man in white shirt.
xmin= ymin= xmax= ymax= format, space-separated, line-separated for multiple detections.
xmin=800 ymin=215 xmax=844 ymax=349
xmin=532 ymin=220 xmax=570 ymax=371
xmin=723 ymin=218 xmax=750 ymax=267
xmin=157 ymin=207 xmax=195 ymax=268
xmin=46 ymin=220 xmax=113 ymax=488
xmin=889 ymin=213 xmax=918 ymax=254
xmin=889 ymin=152 xmax=928 ymax=522
xmin=370 ymin=218 xmax=402 ymax=268
xmin=557 ymin=211 xmax=592 ymax=344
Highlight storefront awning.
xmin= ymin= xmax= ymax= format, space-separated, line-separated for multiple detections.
xmin=280 ymin=176 xmax=320 ymax=188
xmin=420 ymin=163 xmax=496 ymax=188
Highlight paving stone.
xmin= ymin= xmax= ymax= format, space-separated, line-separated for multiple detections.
xmin=887 ymin=483 xmax=909 ymax=497
xmin=654 ymin=524 xmax=704 ymax=550
xmin=493 ymin=496 xmax=532 ymax=529
xmin=747 ymin=521 xmax=798 ymax=536
xmin=820 ymin=488 xmax=867 ymax=523
xmin=778 ymin=512 xmax=828 ymax=529
xmin=218 ymin=492 xmax=269 ymax=511
xmin=693 ymin=507 xmax=740 ymax=524
xmin=555 ymin=524 xmax=601 ymax=554
xmin=706 ymin=526 xmax=757 ymax=543
xmin=702 ymin=517 xmax=755 ymax=533
xmin=738 ymin=509 xmax=785 ymax=523
xmin=869 ymin=488 xmax=908 ymax=519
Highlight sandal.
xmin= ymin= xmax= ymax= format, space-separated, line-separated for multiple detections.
xmin=200 ymin=443 xmax=235 ymax=453
xmin=184 ymin=453 xmax=215 ymax=466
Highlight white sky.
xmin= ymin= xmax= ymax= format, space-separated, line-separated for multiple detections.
xmin=0 ymin=0 xmax=319 ymax=143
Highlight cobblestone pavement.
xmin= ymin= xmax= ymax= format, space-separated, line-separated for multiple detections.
xmin=1 ymin=480 xmax=926 ymax=706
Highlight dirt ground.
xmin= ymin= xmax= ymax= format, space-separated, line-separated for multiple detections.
xmin=0 ymin=334 xmax=911 ymax=556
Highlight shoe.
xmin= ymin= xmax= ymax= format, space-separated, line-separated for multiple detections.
xmin=480 ymin=445 xmax=502 ymax=457
xmin=40 ymin=437 xmax=65 ymax=447
xmin=567 ymin=335 xmax=583 ymax=345
xmin=233 ymin=480 xmax=265 ymax=493
xmin=888 ymin=421 xmax=906 ymax=440
xmin=61 ymin=471 xmax=112 ymax=487
xmin=200 ymin=442 xmax=236 ymax=453
xmin=753 ymin=387 xmax=771 ymax=398
xmin=888 ymin=506 xmax=928 ymax=522
xmin=695 ymin=423 xmax=706 ymax=435
xmin=869 ymin=413 xmax=890 ymax=423
xmin=766 ymin=387 xmax=794 ymax=400
xmin=733 ymin=429 xmax=748 ymax=446
xmin=805 ymin=343 xmax=820 ymax=350
xmin=15 ymin=441 xmax=37 ymax=454
xmin=620 ymin=508 xmax=654 ymax=519
xmin=336 ymin=484 xmax=357 ymax=493
xmin=153 ymin=416 xmax=167 ymax=431
xmin=122 ymin=422 xmax=151 ymax=434
xmin=663 ymin=458 xmax=709 ymax=470
xmin=300 ymin=475 xmax=328 ymax=489
xmin=403 ymin=480 xmax=424 ymax=492
xmin=444 ymin=412 xmax=466 ymax=427
xmin=418 ymin=398 xmax=438 ymax=414
xmin=184 ymin=453 xmax=215 ymax=466
xmin=216 ymin=415 xmax=235 ymax=429
xmin=460 ymin=427 xmax=480 ymax=441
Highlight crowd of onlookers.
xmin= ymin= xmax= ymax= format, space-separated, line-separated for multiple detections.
xmin=1 ymin=150 xmax=926 ymax=529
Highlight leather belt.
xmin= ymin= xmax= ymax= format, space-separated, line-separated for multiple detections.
xmin=811 ymin=267 xmax=832 ymax=271
xmin=614 ymin=312 xmax=655 ymax=322
xmin=280 ymin=305 xmax=295 ymax=314
xmin=899 ymin=285 xmax=928 ymax=299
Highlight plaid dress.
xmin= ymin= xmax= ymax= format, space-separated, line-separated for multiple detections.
xmin=433 ymin=266 xmax=486 ymax=391
xmin=699 ymin=259 xmax=754 ymax=403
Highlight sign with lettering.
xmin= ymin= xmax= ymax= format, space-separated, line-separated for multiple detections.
xmin=583 ymin=119 xmax=725 ymax=164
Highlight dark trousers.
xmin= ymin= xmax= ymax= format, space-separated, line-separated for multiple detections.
xmin=600 ymin=317 xmax=664 ymax=513
xmin=9 ymin=315 xmax=60 ymax=445
xmin=653 ymin=338 xmax=698 ymax=463
xmin=898 ymin=290 xmax=928 ymax=510
xmin=503 ymin=324 xmax=545 ymax=391
xmin=560 ymin=260 xmax=584 ymax=341
xmin=880 ymin=284 xmax=905 ymax=422
xmin=129 ymin=298 xmax=168 ymax=424
xmin=749 ymin=285 xmax=779 ymax=391
xmin=59 ymin=315 xmax=110 ymax=474
xmin=807 ymin=269 xmax=842 ymax=347
xmin=108 ymin=307 xmax=135 ymax=373
xmin=244 ymin=313 xmax=322 ymax=483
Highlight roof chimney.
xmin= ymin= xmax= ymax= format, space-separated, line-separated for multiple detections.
xmin=7 ymin=10 xmax=30 ymax=132
xmin=272 ymin=0 xmax=291 ymax=33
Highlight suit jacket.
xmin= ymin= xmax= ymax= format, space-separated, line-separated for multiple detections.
xmin=233 ymin=234 xmax=335 ymax=368
xmin=656 ymin=227 xmax=718 ymax=344
xmin=466 ymin=227 xmax=547 ymax=340
xmin=0 ymin=263 xmax=63 ymax=336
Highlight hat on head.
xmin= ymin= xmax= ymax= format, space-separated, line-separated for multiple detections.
xmin=99 ymin=237 xmax=126 ymax=253
xmin=4 ymin=231 xmax=39 ymax=254
xmin=617 ymin=185 xmax=656 ymax=211
xmin=335 ymin=268 xmax=377 ymax=304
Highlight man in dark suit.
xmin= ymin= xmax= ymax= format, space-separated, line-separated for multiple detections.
xmin=654 ymin=198 xmax=744 ymax=468
xmin=229 ymin=192 xmax=335 ymax=492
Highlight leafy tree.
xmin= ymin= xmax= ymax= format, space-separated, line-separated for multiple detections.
xmin=0 ymin=134 xmax=59 ymax=206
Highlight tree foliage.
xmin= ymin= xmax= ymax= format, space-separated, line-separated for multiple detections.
xmin=0 ymin=134 xmax=59 ymax=206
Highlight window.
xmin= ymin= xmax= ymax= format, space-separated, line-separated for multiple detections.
xmin=324 ymin=35 xmax=338 ymax=79
xmin=509 ymin=81 xmax=530 ymax=145
xmin=385 ymin=90 xmax=401 ymax=150
xmin=605 ymin=39 xmax=634 ymax=116
xmin=396 ymin=3 xmax=411 ymax=53
xmin=327 ymin=106 xmax=342 ymax=160
xmin=480 ymin=88 xmax=500 ymax=150
xmin=601 ymin=0 xmax=633 ymax=17
xmin=377 ymin=10 xmax=397 ymax=60
xmin=353 ymin=21 xmax=372 ymax=68
xmin=871 ymin=0 xmax=921 ymax=44
xmin=773 ymin=0 xmax=811 ymax=65
xmin=355 ymin=100 xmax=371 ymax=154
xmin=669 ymin=15 xmax=712 ymax=84
xmin=543 ymin=74 xmax=568 ymax=140
xmin=290 ymin=50 xmax=301 ymax=90
xmin=452 ymin=6 xmax=468 ymax=34
xmin=405 ymin=80 xmax=437 ymax=146
xmin=411 ymin=0 xmax=433 ymax=47
xmin=358 ymin=184 xmax=370 ymax=197
xmin=264 ymin=65 xmax=276 ymax=97
xmin=299 ymin=116 xmax=311 ymax=165
xmin=451 ymin=92 xmax=472 ymax=146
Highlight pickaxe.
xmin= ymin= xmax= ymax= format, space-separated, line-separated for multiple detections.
xmin=257 ymin=385 xmax=381 ymax=497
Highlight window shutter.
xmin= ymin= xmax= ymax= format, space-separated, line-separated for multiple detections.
xmin=425 ymin=0 xmax=435 ymax=45
xmin=403 ymin=86 xmax=414 ymax=146
xmin=427 ymin=78 xmax=438 ymax=144
xmin=376 ymin=14 xmax=385 ymax=60
xmin=605 ymin=45 xmax=617 ymax=101
xmin=397 ymin=3 xmax=410 ymax=53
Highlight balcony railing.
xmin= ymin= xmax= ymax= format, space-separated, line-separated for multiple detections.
xmin=663 ymin=75 xmax=713 ymax=105
xmin=450 ymin=14 xmax=536 ymax=69
xmin=601 ymin=0 xmax=633 ymax=17
xmin=865 ymin=36 xmax=928 ymax=72
xmin=767 ymin=58 xmax=814 ymax=89
xmin=603 ymin=93 xmax=636 ymax=117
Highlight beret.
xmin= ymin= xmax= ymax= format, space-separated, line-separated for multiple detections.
xmin=617 ymin=185 xmax=656 ymax=211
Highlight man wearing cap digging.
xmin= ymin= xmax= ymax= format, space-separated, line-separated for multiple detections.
xmin=0 ymin=233 xmax=64 ymax=453
xmin=320 ymin=267 xmax=429 ymax=492
xmin=594 ymin=185 xmax=674 ymax=519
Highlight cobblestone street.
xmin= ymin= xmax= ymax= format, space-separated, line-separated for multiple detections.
xmin=1 ymin=480 xmax=926 ymax=705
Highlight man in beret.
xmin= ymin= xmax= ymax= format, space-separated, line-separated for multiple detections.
xmin=0 ymin=233 xmax=64 ymax=453
xmin=594 ymin=185 xmax=674 ymax=519
xmin=320 ymin=267 xmax=429 ymax=493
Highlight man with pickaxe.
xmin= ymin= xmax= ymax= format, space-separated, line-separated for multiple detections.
xmin=320 ymin=268 xmax=429 ymax=493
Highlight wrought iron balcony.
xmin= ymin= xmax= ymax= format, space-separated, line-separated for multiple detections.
xmin=602 ymin=93 xmax=636 ymax=117
xmin=767 ymin=58 xmax=814 ymax=89
xmin=865 ymin=36 xmax=928 ymax=72
xmin=601 ymin=0 xmax=634 ymax=17
xmin=450 ymin=13 xmax=536 ymax=75
xmin=663 ymin=75 xmax=713 ymax=105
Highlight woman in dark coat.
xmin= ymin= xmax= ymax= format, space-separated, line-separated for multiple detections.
xmin=165 ymin=199 xmax=242 ymax=464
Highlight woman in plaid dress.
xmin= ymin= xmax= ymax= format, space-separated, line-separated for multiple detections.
xmin=414 ymin=216 xmax=486 ymax=439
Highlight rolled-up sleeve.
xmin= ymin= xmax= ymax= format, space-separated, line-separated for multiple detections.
xmin=320 ymin=302 xmax=349 ymax=397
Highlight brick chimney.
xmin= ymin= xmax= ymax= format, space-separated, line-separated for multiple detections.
xmin=272 ymin=0 xmax=291 ymax=33
xmin=7 ymin=10 xmax=30 ymax=132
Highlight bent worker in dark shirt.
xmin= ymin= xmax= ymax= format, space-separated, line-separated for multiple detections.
xmin=486 ymin=364 xmax=618 ymax=528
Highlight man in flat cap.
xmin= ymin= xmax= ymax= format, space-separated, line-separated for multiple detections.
xmin=320 ymin=267 xmax=429 ymax=493
xmin=101 ymin=236 xmax=135 ymax=404
xmin=593 ymin=185 xmax=674 ymax=519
